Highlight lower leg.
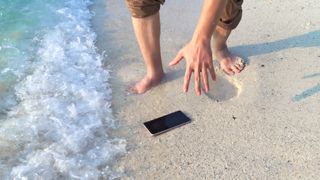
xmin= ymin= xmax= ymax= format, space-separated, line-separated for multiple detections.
xmin=213 ymin=26 xmax=245 ymax=75
xmin=130 ymin=12 xmax=164 ymax=94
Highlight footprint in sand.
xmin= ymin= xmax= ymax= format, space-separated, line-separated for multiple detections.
xmin=204 ymin=75 xmax=241 ymax=101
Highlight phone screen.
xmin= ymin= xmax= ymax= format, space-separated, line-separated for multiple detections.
xmin=143 ymin=111 xmax=191 ymax=135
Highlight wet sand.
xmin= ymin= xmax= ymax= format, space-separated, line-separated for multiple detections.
xmin=92 ymin=0 xmax=320 ymax=179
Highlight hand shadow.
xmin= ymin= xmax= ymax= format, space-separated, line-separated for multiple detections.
xmin=161 ymin=68 xmax=185 ymax=84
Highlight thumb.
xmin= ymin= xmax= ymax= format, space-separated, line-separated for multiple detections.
xmin=169 ymin=51 xmax=183 ymax=66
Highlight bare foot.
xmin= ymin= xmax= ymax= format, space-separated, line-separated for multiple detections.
xmin=214 ymin=45 xmax=245 ymax=75
xmin=128 ymin=73 xmax=165 ymax=94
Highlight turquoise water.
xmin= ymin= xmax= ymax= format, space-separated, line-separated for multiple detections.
xmin=0 ymin=0 xmax=125 ymax=179
xmin=0 ymin=0 xmax=61 ymax=117
xmin=0 ymin=0 xmax=62 ymax=73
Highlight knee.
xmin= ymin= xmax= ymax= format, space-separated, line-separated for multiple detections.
xmin=217 ymin=0 xmax=243 ymax=30
xmin=125 ymin=0 xmax=164 ymax=18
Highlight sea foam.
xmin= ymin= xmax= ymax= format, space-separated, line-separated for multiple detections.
xmin=0 ymin=0 xmax=125 ymax=179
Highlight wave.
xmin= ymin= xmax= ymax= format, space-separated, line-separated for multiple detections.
xmin=0 ymin=0 xmax=126 ymax=179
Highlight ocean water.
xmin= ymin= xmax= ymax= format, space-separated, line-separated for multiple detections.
xmin=0 ymin=0 xmax=126 ymax=179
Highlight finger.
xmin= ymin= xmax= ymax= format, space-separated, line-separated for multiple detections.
xmin=169 ymin=51 xmax=183 ymax=66
xmin=194 ymin=67 xmax=201 ymax=96
xmin=183 ymin=67 xmax=192 ymax=93
xmin=202 ymin=64 xmax=209 ymax=93
xmin=208 ymin=64 xmax=216 ymax=81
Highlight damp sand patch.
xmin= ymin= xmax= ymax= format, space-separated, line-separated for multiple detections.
xmin=204 ymin=75 xmax=242 ymax=101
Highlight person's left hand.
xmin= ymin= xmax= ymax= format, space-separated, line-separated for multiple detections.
xmin=169 ymin=39 xmax=216 ymax=96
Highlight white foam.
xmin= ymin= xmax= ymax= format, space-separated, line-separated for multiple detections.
xmin=0 ymin=0 xmax=126 ymax=179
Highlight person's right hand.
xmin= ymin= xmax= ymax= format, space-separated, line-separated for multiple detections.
xmin=169 ymin=38 xmax=216 ymax=96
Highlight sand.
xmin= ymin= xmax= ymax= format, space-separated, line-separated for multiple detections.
xmin=91 ymin=0 xmax=320 ymax=179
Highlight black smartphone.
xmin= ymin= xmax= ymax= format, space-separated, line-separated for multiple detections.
xmin=143 ymin=111 xmax=191 ymax=136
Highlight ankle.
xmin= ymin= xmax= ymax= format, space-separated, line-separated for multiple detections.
xmin=213 ymin=26 xmax=231 ymax=51
xmin=213 ymin=33 xmax=227 ymax=51
xmin=214 ymin=43 xmax=227 ymax=52
xmin=146 ymin=70 xmax=164 ymax=80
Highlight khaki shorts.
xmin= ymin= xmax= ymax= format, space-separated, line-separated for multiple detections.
xmin=125 ymin=0 xmax=243 ymax=30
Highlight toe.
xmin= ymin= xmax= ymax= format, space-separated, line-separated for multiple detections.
xmin=127 ymin=86 xmax=138 ymax=94
xmin=231 ymin=65 xmax=241 ymax=73
xmin=235 ymin=57 xmax=246 ymax=68
xmin=220 ymin=63 xmax=235 ymax=75
xmin=235 ymin=63 xmax=244 ymax=71
xmin=224 ymin=68 xmax=235 ymax=75
xmin=127 ymin=81 xmax=145 ymax=94
xmin=233 ymin=57 xmax=245 ymax=72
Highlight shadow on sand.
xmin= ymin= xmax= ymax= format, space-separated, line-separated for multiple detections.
xmin=230 ymin=30 xmax=320 ymax=61
xmin=230 ymin=30 xmax=320 ymax=101
xmin=293 ymin=71 xmax=320 ymax=102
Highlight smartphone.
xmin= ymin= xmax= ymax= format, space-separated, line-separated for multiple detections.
xmin=143 ymin=111 xmax=191 ymax=136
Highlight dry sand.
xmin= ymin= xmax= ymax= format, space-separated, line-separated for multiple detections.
xmin=91 ymin=0 xmax=320 ymax=179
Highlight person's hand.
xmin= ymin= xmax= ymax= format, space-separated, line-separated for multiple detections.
xmin=169 ymin=39 xmax=216 ymax=95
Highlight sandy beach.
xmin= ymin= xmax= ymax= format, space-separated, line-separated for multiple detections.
xmin=92 ymin=0 xmax=320 ymax=179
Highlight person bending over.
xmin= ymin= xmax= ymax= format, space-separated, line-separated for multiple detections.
xmin=126 ymin=0 xmax=245 ymax=95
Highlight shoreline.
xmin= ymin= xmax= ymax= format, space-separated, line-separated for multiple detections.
xmin=1 ymin=0 xmax=126 ymax=178
xmin=92 ymin=0 xmax=320 ymax=179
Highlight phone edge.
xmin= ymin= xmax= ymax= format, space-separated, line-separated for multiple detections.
xmin=143 ymin=119 xmax=191 ymax=136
